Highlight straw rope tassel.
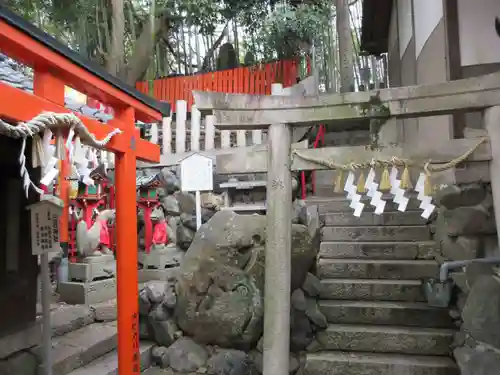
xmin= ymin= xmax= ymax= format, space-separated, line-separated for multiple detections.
xmin=357 ymin=170 xmax=367 ymax=193
xmin=424 ymin=173 xmax=433 ymax=196
xmin=379 ymin=167 xmax=391 ymax=191
xmin=400 ymin=165 xmax=412 ymax=190
xmin=334 ymin=170 xmax=344 ymax=193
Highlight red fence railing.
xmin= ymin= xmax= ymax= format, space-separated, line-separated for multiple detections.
xmin=136 ymin=58 xmax=306 ymax=113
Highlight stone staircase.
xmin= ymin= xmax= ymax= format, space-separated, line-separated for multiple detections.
xmin=304 ymin=197 xmax=459 ymax=375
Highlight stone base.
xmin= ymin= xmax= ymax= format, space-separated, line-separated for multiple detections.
xmin=0 ymin=322 xmax=41 ymax=359
xmin=68 ymin=255 xmax=116 ymax=282
xmin=137 ymin=267 xmax=179 ymax=282
xmin=138 ymin=245 xmax=183 ymax=269
xmin=59 ymin=278 xmax=116 ymax=305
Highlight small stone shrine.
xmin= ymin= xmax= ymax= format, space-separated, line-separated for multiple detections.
xmin=58 ymin=207 xmax=117 ymax=305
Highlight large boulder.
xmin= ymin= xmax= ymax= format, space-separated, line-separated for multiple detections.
xmin=462 ymin=275 xmax=500 ymax=349
xmin=174 ymin=211 xmax=318 ymax=349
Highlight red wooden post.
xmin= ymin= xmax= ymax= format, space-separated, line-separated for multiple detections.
xmin=33 ymin=72 xmax=70 ymax=253
xmin=114 ymin=108 xmax=141 ymax=375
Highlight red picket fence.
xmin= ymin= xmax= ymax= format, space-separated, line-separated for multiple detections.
xmin=136 ymin=58 xmax=306 ymax=113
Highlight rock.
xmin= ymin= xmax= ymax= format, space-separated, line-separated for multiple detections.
xmin=454 ymin=346 xmax=500 ymax=375
xmin=462 ymin=275 xmax=500 ymax=349
xmin=291 ymin=289 xmax=307 ymax=311
xmin=292 ymin=200 xmax=306 ymax=224
xmin=256 ymin=337 xmax=263 ymax=353
xmin=483 ymin=235 xmax=499 ymax=257
xmin=145 ymin=281 xmax=167 ymax=304
xmin=441 ymin=236 xmax=480 ymax=261
xmin=139 ymin=289 xmax=152 ymax=316
xmin=139 ymin=318 xmax=154 ymax=340
xmin=160 ymin=168 xmax=180 ymax=194
xmin=163 ymin=195 xmax=181 ymax=216
xmin=162 ymin=285 xmax=177 ymax=309
xmin=290 ymin=310 xmax=314 ymax=352
xmin=301 ymin=273 xmax=321 ymax=297
xmin=162 ymin=337 xmax=208 ymax=372
xmin=176 ymin=224 xmax=196 ymax=250
xmin=206 ymin=349 xmax=250 ymax=375
xmin=151 ymin=346 xmax=168 ymax=365
xmin=435 ymin=183 xmax=487 ymax=209
xmin=91 ymin=299 xmax=117 ymax=322
xmin=0 ymin=351 xmax=37 ymax=375
xmin=201 ymin=193 xmax=223 ymax=211
xmin=289 ymin=354 xmax=300 ymax=374
xmin=465 ymin=263 xmax=495 ymax=290
xmin=149 ymin=304 xmax=169 ymax=322
xmin=441 ymin=204 xmax=496 ymax=237
xmin=304 ymin=299 xmax=327 ymax=329
xmin=175 ymin=211 xmax=317 ymax=348
xmin=166 ymin=217 xmax=178 ymax=245
xmin=150 ymin=317 xmax=182 ymax=347
xmin=175 ymin=192 xmax=196 ymax=215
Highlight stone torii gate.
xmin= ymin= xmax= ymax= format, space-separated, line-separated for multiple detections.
xmin=193 ymin=72 xmax=500 ymax=375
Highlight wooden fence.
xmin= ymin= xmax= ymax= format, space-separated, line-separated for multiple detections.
xmin=136 ymin=58 xmax=307 ymax=113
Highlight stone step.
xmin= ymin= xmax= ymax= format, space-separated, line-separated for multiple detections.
xmin=306 ymin=197 xmax=422 ymax=214
xmin=315 ymin=324 xmax=454 ymax=356
xmin=317 ymin=259 xmax=439 ymax=280
xmin=32 ymin=322 xmax=117 ymax=375
xmin=67 ymin=341 xmax=154 ymax=375
xmin=323 ymin=210 xmax=427 ymax=226
xmin=319 ymin=279 xmax=426 ymax=302
xmin=321 ymin=225 xmax=431 ymax=242
xmin=318 ymin=300 xmax=453 ymax=328
xmin=304 ymin=352 xmax=459 ymax=375
xmin=319 ymin=241 xmax=437 ymax=260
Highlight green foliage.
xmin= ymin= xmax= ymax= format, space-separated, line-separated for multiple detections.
xmin=248 ymin=1 xmax=330 ymax=60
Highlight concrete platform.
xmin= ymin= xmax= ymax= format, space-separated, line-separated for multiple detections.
xmin=66 ymin=341 xmax=154 ymax=375
xmin=318 ymin=241 xmax=437 ymax=260
xmin=318 ymin=300 xmax=453 ymax=328
xmin=304 ymin=352 xmax=459 ymax=375
xmin=68 ymin=255 xmax=116 ymax=282
xmin=307 ymin=196 xmax=422 ymax=214
xmin=321 ymin=225 xmax=431 ymax=242
xmin=319 ymin=279 xmax=426 ymax=302
xmin=137 ymin=267 xmax=179 ymax=283
xmin=59 ymin=278 xmax=116 ymax=305
xmin=31 ymin=322 xmax=117 ymax=375
xmin=316 ymin=259 xmax=439 ymax=280
xmin=316 ymin=324 xmax=455 ymax=356
xmin=138 ymin=245 xmax=183 ymax=270
xmin=323 ymin=210 xmax=427 ymax=226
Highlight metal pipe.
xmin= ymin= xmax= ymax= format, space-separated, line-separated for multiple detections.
xmin=41 ymin=253 xmax=53 ymax=375
xmin=439 ymin=256 xmax=500 ymax=282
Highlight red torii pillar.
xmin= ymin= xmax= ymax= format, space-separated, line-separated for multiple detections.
xmin=0 ymin=13 xmax=163 ymax=374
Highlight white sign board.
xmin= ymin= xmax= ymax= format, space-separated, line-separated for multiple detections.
xmin=27 ymin=195 xmax=64 ymax=256
xmin=180 ymin=153 xmax=214 ymax=192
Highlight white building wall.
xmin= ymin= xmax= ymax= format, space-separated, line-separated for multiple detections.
xmin=458 ymin=0 xmax=500 ymax=66
xmin=397 ymin=0 xmax=413 ymax=59
xmin=413 ymin=0 xmax=443 ymax=58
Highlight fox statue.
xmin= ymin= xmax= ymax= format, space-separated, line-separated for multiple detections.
xmin=75 ymin=209 xmax=116 ymax=257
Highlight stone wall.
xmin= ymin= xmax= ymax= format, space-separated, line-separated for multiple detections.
xmin=137 ymin=205 xmax=323 ymax=374
xmin=432 ymin=183 xmax=500 ymax=375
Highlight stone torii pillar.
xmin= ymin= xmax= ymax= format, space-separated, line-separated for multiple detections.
xmin=195 ymin=84 xmax=293 ymax=375
xmin=193 ymin=78 xmax=499 ymax=374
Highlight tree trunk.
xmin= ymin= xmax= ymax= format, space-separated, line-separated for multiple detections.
xmin=106 ymin=0 xmax=125 ymax=76
xmin=121 ymin=14 xmax=169 ymax=85
xmin=336 ymin=0 xmax=354 ymax=93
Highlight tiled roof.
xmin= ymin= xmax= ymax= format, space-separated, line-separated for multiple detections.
xmin=0 ymin=53 xmax=156 ymax=129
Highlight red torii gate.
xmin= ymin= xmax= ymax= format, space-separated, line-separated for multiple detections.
xmin=0 ymin=7 xmax=168 ymax=375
